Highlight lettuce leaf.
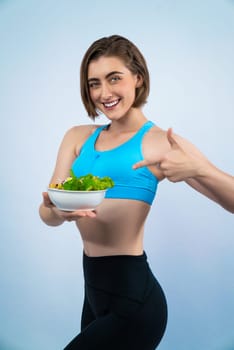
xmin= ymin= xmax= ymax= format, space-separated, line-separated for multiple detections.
xmin=61 ymin=171 xmax=114 ymax=191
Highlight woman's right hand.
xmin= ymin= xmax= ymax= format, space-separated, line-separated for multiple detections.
xmin=42 ymin=192 xmax=97 ymax=221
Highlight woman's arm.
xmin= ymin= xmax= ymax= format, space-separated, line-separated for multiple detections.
xmin=185 ymin=162 xmax=234 ymax=213
xmin=39 ymin=192 xmax=66 ymax=226
xmin=134 ymin=128 xmax=234 ymax=213
xmin=39 ymin=125 xmax=97 ymax=226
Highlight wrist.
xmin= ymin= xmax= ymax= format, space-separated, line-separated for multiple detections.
xmin=192 ymin=157 xmax=215 ymax=178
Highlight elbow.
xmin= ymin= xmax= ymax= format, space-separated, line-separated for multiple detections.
xmin=221 ymin=203 xmax=234 ymax=214
xmin=226 ymin=200 xmax=234 ymax=214
xmin=39 ymin=203 xmax=64 ymax=226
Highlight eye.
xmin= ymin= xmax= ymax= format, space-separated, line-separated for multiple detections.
xmin=88 ymin=81 xmax=100 ymax=89
xmin=110 ymin=75 xmax=121 ymax=83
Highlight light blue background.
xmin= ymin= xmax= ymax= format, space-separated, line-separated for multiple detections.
xmin=0 ymin=1 xmax=234 ymax=349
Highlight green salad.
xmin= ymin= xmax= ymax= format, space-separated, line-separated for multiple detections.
xmin=49 ymin=170 xmax=114 ymax=191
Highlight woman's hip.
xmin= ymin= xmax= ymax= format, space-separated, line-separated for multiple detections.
xmin=82 ymin=251 xmax=167 ymax=320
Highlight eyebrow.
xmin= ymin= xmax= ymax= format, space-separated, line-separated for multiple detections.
xmin=88 ymin=71 xmax=124 ymax=83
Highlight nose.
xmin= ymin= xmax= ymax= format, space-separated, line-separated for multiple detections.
xmin=100 ymin=82 xmax=112 ymax=100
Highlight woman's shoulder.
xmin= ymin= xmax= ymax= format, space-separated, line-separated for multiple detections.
xmin=143 ymin=124 xmax=171 ymax=161
xmin=145 ymin=123 xmax=197 ymax=158
xmin=62 ymin=124 xmax=103 ymax=156
xmin=145 ymin=124 xmax=169 ymax=147
xmin=63 ymin=123 xmax=103 ymax=143
xmin=66 ymin=123 xmax=101 ymax=136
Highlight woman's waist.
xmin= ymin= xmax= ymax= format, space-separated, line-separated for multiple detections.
xmin=76 ymin=199 xmax=149 ymax=256
xmin=77 ymin=218 xmax=144 ymax=256
xmin=82 ymin=240 xmax=144 ymax=258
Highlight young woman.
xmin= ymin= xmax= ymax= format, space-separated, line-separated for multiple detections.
xmin=39 ymin=35 xmax=234 ymax=350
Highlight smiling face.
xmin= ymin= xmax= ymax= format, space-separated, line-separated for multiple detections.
xmin=80 ymin=35 xmax=150 ymax=119
xmin=87 ymin=56 xmax=142 ymax=121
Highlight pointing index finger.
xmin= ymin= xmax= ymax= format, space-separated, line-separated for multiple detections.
xmin=133 ymin=157 xmax=163 ymax=170
xmin=133 ymin=160 xmax=147 ymax=169
xmin=132 ymin=159 xmax=149 ymax=170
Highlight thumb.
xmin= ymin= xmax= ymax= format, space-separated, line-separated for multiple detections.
xmin=167 ymin=128 xmax=180 ymax=149
xmin=42 ymin=191 xmax=53 ymax=206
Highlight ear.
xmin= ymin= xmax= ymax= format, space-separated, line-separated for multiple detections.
xmin=136 ymin=74 xmax=143 ymax=88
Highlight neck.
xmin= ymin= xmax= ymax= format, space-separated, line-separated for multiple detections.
xmin=108 ymin=109 xmax=147 ymax=133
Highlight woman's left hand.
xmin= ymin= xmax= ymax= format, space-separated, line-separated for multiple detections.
xmin=133 ymin=128 xmax=207 ymax=182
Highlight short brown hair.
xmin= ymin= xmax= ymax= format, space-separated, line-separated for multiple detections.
xmin=80 ymin=35 xmax=150 ymax=119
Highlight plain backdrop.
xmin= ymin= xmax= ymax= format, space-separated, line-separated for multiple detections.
xmin=0 ymin=0 xmax=233 ymax=349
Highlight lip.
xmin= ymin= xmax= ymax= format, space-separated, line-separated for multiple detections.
xmin=102 ymin=99 xmax=120 ymax=110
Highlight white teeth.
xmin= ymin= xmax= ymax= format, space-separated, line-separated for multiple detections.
xmin=104 ymin=100 xmax=119 ymax=108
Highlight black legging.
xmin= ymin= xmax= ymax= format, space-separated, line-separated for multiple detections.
xmin=64 ymin=252 xmax=167 ymax=350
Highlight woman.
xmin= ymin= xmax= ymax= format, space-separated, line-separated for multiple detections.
xmin=39 ymin=35 xmax=234 ymax=350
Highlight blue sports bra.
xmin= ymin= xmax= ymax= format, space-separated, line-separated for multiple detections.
xmin=71 ymin=121 xmax=159 ymax=205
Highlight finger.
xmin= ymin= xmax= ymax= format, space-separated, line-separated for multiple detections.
xmin=167 ymin=128 xmax=180 ymax=149
xmin=64 ymin=210 xmax=97 ymax=219
xmin=78 ymin=210 xmax=96 ymax=218
xmin=132 ymin=159 xmax=151 ymax=169
xmin=42 ymin=191 xmax=48 ymax=198
xmin=86 ymin=210 xmax=97 ymax=218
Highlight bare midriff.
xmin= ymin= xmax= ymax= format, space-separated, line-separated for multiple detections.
xmin=76 ymin=199 xmax=150 ymax=257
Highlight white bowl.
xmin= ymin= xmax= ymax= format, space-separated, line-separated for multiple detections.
xmin=47 ymin=188 xmax=106 ymax=211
